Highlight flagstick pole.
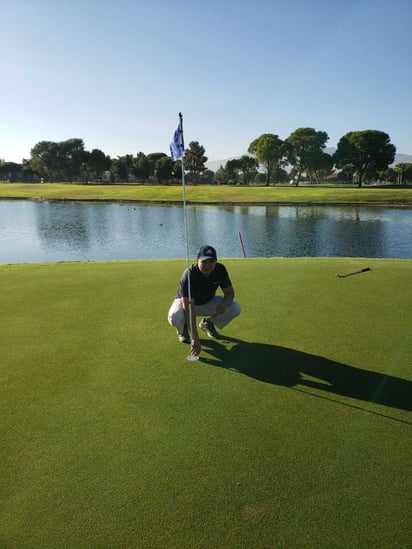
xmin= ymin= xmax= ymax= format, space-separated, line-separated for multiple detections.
xmin=179 ymin=113 xmax=195 ymax=346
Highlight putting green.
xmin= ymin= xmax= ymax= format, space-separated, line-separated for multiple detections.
xmin=0 ymin=258 xmax=411 ymax=547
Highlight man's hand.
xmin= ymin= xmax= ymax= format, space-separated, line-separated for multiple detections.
xmin=191 ymin=336 xmax=201 ymax=357
xmin=214 ymin=303 xmax=226 ymax=316
xmin=215 ymin=286 xmax=234 ymax=316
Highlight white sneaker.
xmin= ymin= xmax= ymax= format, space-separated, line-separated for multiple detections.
xmin=199 ymin=317 xmax=220 ymax=338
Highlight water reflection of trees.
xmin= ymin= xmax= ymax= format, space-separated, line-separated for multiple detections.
xmin=230 ymin=205 xmax=388 ymax=257
xmin=14 ymin=202 xmax=411 ymax=262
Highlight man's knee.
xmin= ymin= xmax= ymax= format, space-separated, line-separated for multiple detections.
xmin=229 ymin=301 xmax=241 ymax=319
xmin=168 ymin=304 xmax=185 ymax=327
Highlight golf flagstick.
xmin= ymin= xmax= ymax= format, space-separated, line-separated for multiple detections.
xmin=170 ymin=113 xmax=199 ymax=361
xmin=336 ymin=267 xmax=371 ymax=278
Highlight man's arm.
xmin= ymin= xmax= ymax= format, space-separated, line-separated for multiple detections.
xmin=215 ymin=285 xmax=234 ymax=316
xmin=181 ymin=297 xmax=201 ymax=356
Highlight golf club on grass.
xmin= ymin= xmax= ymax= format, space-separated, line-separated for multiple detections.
xmin=336 ymin=267 xmax=371 ymax=278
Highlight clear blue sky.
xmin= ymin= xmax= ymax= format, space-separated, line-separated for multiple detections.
xmin=1 ymin=0 xmax=411 ymax=164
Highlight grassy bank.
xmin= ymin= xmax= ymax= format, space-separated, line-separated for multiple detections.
xmin=1 ymin=258 xmax=411 ymax=548
xmin=1 ymin=182 xmax=412 ymax=205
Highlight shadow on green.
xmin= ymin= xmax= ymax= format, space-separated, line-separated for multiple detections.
xmin=201 ymin=337 xmax=412 ymax=412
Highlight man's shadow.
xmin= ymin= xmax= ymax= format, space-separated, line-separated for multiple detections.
xmin=200 ymin=337 xmax=412 ymax=412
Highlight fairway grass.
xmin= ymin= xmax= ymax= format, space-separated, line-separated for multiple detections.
xmin=1 ymin=182 xmax=412 ymax=205
xmin=1 ymin=258 xmax=411 ymax=548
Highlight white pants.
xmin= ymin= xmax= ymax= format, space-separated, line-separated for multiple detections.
xmin=168 ymin=296 xmax=241 ymax=334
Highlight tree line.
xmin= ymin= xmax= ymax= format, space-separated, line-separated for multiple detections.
xmin=219 ymin=128 xmax=410 ymax=187
xmin=0 ymin=138 xmax=212 ymax=186
xmin=1 ymin=128 xmax=411 ymax=187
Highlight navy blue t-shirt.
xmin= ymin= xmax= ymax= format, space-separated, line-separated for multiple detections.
xmin=176 ymin=263 xmax=232 ymax=305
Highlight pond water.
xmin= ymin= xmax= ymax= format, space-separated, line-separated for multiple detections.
xmin=0 ymin=200 xmax=411 ymax=264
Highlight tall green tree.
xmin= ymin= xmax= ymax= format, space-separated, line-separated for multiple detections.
xmin=82 ymin=148 xmax=111 ymax=182
xmin=215 ymin=165 xmax=230 ymax=185
xmin=222 ymin=156 xmax=258 ymax=185
xmin=133 ymin=152 xmax=150 ymax=182
xmin=402 ymin=163 xmax=412 ymax=183
xmin=225 ymin=159 xmax=241 ymax=184
xmin=0 ymin=161 xmax=22 ymax=182
xmin=184 ymin=141 xmax=208 ymax=184
xmin=147 ymin=153 xmax=168 ymax=180
xmin=111 ymin=156 xmax=132 ymax=182
xmin=60 ymin=138 xmax=85 ymax=181
xmin=248 ymin=134 xmax=285 ymax=185
xmin=334 ymin=130 xmax=396 ymax=187
xmin=155 ymin=156 xmax=173 ymax=183
xmin=201 ymin=169 xmax=215 ymax=184
xmin=393 ymin=163 xmax=412 ymax=185
xmin=30 ymin=141 xmax=61 ymax=180
xmin=237 ymin=155 xmax=258 ymax=184
xmin=21 ymin=158 xmax=36 ymax=182
xmin=378 ymin=167 xmax=397 ymax=183
xmin=306 ymin=150 xmax=334 ymax=183
xmin=171 ymin=160 xmax=183 ymax=182
xmin=89 ymin=149 xmax=111 ymax=179
xmin=30 ymin=138 xmax=86 ymax=181
xmin=285 ymin=127 xmax=329 ymax=186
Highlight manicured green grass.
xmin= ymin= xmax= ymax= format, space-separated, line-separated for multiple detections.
xmin=1 ymin=258 xmax=411 ymax=547
xmin=1 ymin=182 xmax=412 ymax=205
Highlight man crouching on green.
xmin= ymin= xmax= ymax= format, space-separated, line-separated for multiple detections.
xmin=168 ymin=245 xmax=241 ymax=358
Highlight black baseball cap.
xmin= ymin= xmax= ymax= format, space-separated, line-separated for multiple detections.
xmin=197 ymin=245 xmax=217 ymax=261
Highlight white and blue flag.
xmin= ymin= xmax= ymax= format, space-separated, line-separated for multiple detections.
xmin=170 ymin=121 xmax=184 ymax=161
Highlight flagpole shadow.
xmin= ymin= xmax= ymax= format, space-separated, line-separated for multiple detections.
xmin=200 ymin=337 xmax=412 ymax=413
